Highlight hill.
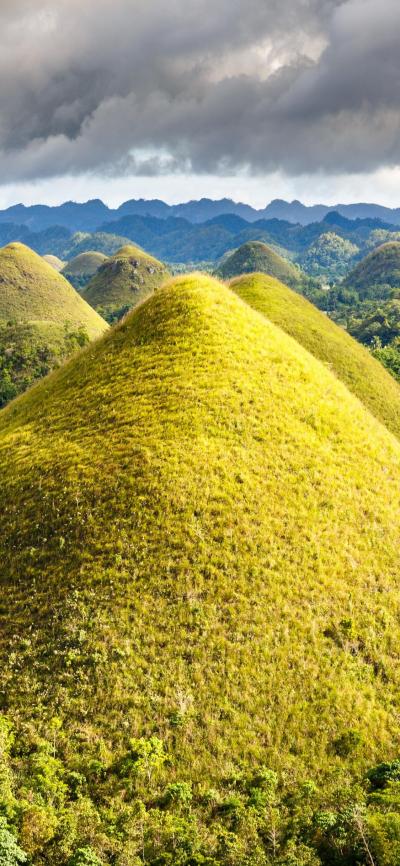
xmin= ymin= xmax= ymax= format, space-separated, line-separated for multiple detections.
xmin=0 ymin=242 xmax=108 ymax=338
xmin=299 ymin=231 xmax=359 ymax=279
xmin=42 ymin=254 xmax=65 ymax=271
xmin=62 ymin=251 xmax=108 ymax=290
xmin=230 ymin=272 xmax=400 ymax=440
xmin=82 ymin=243 xmax=170 ymax=321
xmin=344 ymin=241 xmax=400 ymax=298
xmin=215 ymin=240 xmax=303 ymax=287
xmin=1 ymin=275 xmax=400 ymax=864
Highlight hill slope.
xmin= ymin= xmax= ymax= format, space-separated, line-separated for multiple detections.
xmin=62 ymin=251 xmax=108 ymax=290
xmin=1 ymin=275 xmax=400 ymax=863
xmin=344 ymin=241 xmax=400 ymax=297
xmin=82 ymin=243 xmax=170 ymax=320
xmin=215 ymin=240 xmax=302 ymax=287
xmin=230 ymin=272 xmax=400 ymax=440
xmin=0 ymin=242 xmax=108 ymax=338
xmin=42 ymin=254 xmax=65 ymax=271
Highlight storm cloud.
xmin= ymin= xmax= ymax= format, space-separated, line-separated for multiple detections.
xmin=0 ymin=0 xmax=398 ymax=182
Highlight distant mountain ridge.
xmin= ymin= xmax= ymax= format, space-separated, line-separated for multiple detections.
xmin=1 ymin=196 xmax=400 ymax=232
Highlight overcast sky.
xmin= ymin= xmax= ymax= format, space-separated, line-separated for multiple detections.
xmin=0 ymin=0 xmax=399 ymax=207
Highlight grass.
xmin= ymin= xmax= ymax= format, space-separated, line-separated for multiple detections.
xmin=0 ymin=242 xmax=108 ymax=339
xmin=231 ymin=271 xmax=400 ymax=440
xmin=2 ymin=272 xmax=400 ymax=795
xmin=216 ymin=240 xmax=303 ymax=287
xmin=42 ymin=254 xmax=65 ymax=271
xmin=62 ymin=251 xmax=108 ymax=290
xmin=344 ymin=241 xmax=400 ymax=295
xmin=82 ymin=244 xmax=170 ymax=319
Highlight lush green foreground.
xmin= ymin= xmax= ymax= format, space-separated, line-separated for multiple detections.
xmin=82 ymin=244 xmax=170 ymax=321
xmin=1 ymin=275 xmax=400 ymax=865
xmin=231 ymin=272 xmax=400 ymax=440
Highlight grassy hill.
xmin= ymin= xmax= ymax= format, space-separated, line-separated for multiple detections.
xmin=1 ymin=274 xmax=400 ymax=864
xmin=231 ymin=272 xmax=400 ymax=440
xmin=82 ymin=244 xmax=170 ymax=321
xmin=215 ymin=240 xmax=303 ymax=287
xmin=0 ymin=242 xmax=108 ymax=338
xmin=42 ymin=254 xmax=65 ymax=271
xmin=344 ymin=241 xmax=400 ymax=297
xmin=62 ymin=251 xmax=108 ymax=290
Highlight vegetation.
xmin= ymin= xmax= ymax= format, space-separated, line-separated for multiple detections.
xmin=230 ymin=272 xmax=400 ymax=439
xmin=62 ymin=253 xmax=108 ymax=291
xmin=215 ymin=241 xmax=303 ymax=288
xmin=1 ymin=275 xmax=400 ymax=865
xmin=82 ymin=244 xmax=170 ymax=320
xmin=299 ymin=232 xmax=359 ymax=280
xmin=62 ymin=232 xmax=135 ymax=260
xmin=0 ymin=320 xmax=90 ymax=406
xmin=343 ymin=242 xmax=400 ymax=299
xmin=0 ymin=243 xmax=108 ymax=339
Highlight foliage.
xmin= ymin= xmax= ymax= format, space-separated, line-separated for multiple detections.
xmin=299 ymin=232 xmax=359 ymax=280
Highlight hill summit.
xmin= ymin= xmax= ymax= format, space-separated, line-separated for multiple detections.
xmin=1 ymin=274 xmax=400 ymax=863
xmin=62 ymin=251 xmax=108 ymax=290
xmin=82 ymin=243 xmax=170 ymax=321
xmin=0 ymin=242 xmax=108 ymax=338
xmin=344 ymin=241 xmax=400 ymax=297
xmin=216 ymin=240 xmax=303 ymax=287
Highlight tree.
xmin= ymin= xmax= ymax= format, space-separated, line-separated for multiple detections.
xmin=0 ymin=818 xmax=27 ymax=866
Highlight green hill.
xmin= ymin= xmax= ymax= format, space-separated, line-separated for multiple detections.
xmin=62 ymin=251 xmax=108 ymax=291
xmin=344 ymin=241 xmax=400 ymax=297
xmin=300 ymin=231 xmax=359 ymax=280
xmin=230 ymin=272 xmax=400 ymax=440
xmin=215 ymin=240 xmax=303 ymax=287
xmin=43 ymin=254 xmax=65 ymax=271
xmin=1 ymin=274 xmax=400 ymax=864
xmin=82 ymin=244 xmax=171 ymax=321
xmin=0 ymin=242 xmax=108 ymax=338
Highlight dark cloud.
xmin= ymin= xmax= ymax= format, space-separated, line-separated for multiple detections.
xmin=0 ymin=0 xmax=397 ymax=182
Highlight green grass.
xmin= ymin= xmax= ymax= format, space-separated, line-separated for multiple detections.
xmin=82 ymin=244 xmax=170 ymax=319
xmin=0 ymin=242 xmax=108 ymax=339
xmin=216 ymin=240 xmax=303 ymax=287
xmin=231 ymin=271 xmax=400 ymax=440
xmin=344 ymin=241 xmax=400 ymax=296
xmin=1 ymin=273 xmax=400 ymax=864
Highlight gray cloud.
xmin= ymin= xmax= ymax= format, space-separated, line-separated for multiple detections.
xmin=0 ymin=0 xmax=397 ymax=182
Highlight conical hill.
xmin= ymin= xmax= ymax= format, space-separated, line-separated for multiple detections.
xmin=2 ymin=274 xmax=400 ymax=862
xmin=82 ymin=243 xmax=170 ymax=320
xmin=62 ymin=251 xmax=108 ymax=290
xmin=344 ymin=241 xmax=400 ymax=295
xmin=0 ymin=242 xmax=108 ymax=338
xmin=231 ymin=271 xmax=400 ymax=440
xmin=216 ymin=240 xmax=302 ymax=287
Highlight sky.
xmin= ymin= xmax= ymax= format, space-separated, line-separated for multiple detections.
xmin=0 ymin=0 xmax=399 ymax=208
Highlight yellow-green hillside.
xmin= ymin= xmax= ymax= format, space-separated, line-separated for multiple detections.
xmin=82 ymin=243 xmax=170 ymax=321
xmin=1 ymin=274 xmax=400 ymax=863
xmin=0 ymin=242 xmax=108 ymax=338
xmin=231 ymin=271 xmax=400 ymax=440
xmin=344 ymin=241 xmax=400 ymax=296
xmin=62 ymin=251 xmax=108 ymax=291
xmin=216 ymin=240 xmax=303 ymax=287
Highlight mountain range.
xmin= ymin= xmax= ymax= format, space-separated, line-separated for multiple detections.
xmin=2 ymin=197 xmax=400 ymax=233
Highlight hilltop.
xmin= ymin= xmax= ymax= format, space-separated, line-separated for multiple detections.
xmin=230 ymin=272 xmax=400 ymax=440
xmin=1 ymin=274 xmax=400 ymax=863
xmin=344 ymin=241 xmax=400 ymax=297
xmin=0 ymin=242 xmax=108 ymax=338
xmin=62 ymin=251 xmax=108 ymax=290
xmin=42 ymin=254 xmax=65 ymax=271
xmin=215 ymin=240 xmax=303 ymax=287
xmin=82 ymin=243 xmax=170 ymax=321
